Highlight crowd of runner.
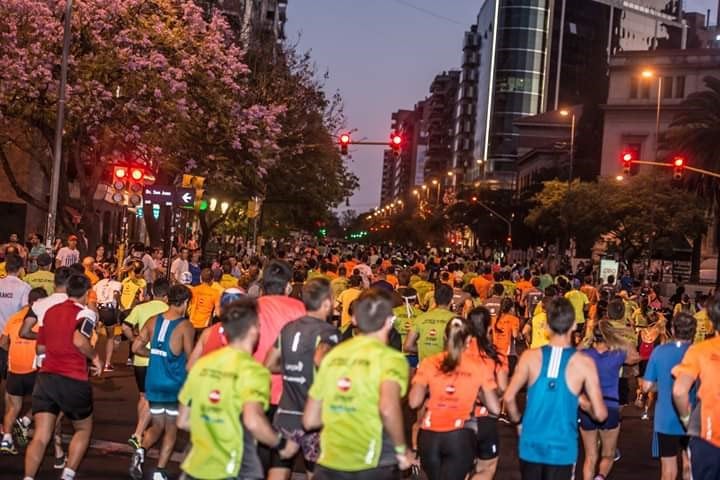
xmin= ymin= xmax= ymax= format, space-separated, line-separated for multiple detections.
xmin=0 ymin=233 xmax=719 ymax=480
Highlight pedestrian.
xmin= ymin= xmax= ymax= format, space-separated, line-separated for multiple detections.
xmin=23 ymin=274 xmax=102 ymax=480
xmin=265 ymin=278 xmax=340 ymax=480
xmin=409 ymin=317 xmax=500 ymax=480
xmin=24 ymin=253 xmax=55 ymax=295
xmin=303 ymin=289 xmax=413 ymax=479
xmin=129 ymin=285 xmax=194 ymax=480
xmin=504 ymin=297 xmax=607 ymax=480
xmin=642 ymin=312 xmax=696 ymax=480
xmin=54 ymin=235 xmax=80 ymax=268
xmin=93 ymin=267 xmax=122 ymax=372
xmin=672 ymin=295 xmax=720 ymax=479
xmin=170 ymin=247 xmax=190 ymax=285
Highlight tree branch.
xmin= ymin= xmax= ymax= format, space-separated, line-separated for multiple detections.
xmin=0 ymin=145 xmax=48 ymax=211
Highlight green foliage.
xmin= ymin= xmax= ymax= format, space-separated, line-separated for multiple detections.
xmin=526 ymin=176 xmax=708 ymax=261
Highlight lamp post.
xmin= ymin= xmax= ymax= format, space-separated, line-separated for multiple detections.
xmin=641 ymin=69 xmax=663 ymax=160
xmin=431 ymin=179 xmax=440 ymax=204
xmin=559 ymin=109 xmax=576 ymax=187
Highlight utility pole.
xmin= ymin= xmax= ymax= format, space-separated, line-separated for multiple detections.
xmin=45 ymin=0 xmax=73 ymax=251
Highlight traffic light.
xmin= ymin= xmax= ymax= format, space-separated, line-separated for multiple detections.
xmin=127 ymin=167 xmax=145 ymax=207
xmin=339 ymin=133 xmax=351 ymax=155
xmin=621 ymin=151 xmax=635 ymax=176
xmin=390 ymin=132 xmax=402 ymax=155
xmin=672 ymin=156 xmax=685 ymax=180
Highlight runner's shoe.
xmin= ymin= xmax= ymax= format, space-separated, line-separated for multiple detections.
xmin=0 ymin=439 xmax=17 ymax=455
xmin=152 ymin=469 xmax=169 ymax=480
xmin=12 ymin=418 xmax=29 ymax=446
xmin=104 ymin=363 xmax=115 ymax=372
xmin=128 ymin=434 xmax=141 ymax=450
xmin=129 ymin=448 xmax=145 ymax=480
xmin=54 ymin=453 xmax=66 ymax=469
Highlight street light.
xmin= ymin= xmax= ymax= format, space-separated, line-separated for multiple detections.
xmin=640 ymin=68 xmax=662 ymax=160
xmin=220 ymin=201 xmax=229 ymax=214
xmin=559 ymin=109 xmax=576 ymax=186
xmin=209 ymin=198 xmax=218 ymax=212
xmin=447 ymin=171 xmax=454 ymax=177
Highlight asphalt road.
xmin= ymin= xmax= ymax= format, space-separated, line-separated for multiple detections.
xmin=0 ymin=342 xmax=662 ymax=480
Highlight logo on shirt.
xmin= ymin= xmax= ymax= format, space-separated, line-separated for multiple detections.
xmin=337 ymin=377 xmax=352 ymax=392
xmin=428 ymin=329 xmax=437 ymax=338
xmin=445 ymin=385 xmax=456 ymax=395
xmin=208 ymin=389 xmax=221 ymax=404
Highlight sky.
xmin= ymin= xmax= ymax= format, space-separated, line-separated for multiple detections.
xmin=286 ymin=0 xmax=716 ymax=215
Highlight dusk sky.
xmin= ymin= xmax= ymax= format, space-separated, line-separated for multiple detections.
xmin=286 ymin=0 xmax=716 ymax=215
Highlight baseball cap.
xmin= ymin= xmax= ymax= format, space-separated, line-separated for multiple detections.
xmin=68 ymin=235 xmax=78 ymax=241
xmin=37 ymin=253 xmax=52 ymax=267
xmin=221 ymin=288 xmax=245 ymax=307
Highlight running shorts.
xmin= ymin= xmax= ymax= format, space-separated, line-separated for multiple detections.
xmin=314 ymin=465 xmax=399 ymax=480
xmin=579 ymin=406 xmax=620 ymax=431
xmin=653 ymin=432 xmax=689 ymax=458
xmin=269 ymin=427 xmax=320 ymax=471
xmin=476 ymin=416 xmax=500 ymax=459
xmin=98 ymin=305 xmax=118 ymax=326
xmin=149 ymin=401 xmax=179 ymax=417
xmin=6 ymin=371 xmax=37 ymax=397
xmin=520 ymin=461 xmax=574 ymax=480
xmin=133 ymin=366 xmax=147 ymax=393
xmin=32 ymin=373 xmax=93 ymax=421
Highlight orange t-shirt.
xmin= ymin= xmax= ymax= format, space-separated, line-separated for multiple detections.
xmin=515 ymin=280 xmax=532 ymax=294
xmin=2 ymin=306 xmax=37 ymax=374
xmin=413 ymin=351 xmax=497 ymax=432
xmin=344 ymin=261 xmax=357 ymax=277
xmin=386 ymin=274 xmax=399 ymax=289
xmin=472 ymin=276 xmax=492 ymax=300
xmin=493 ymin=313 xmax=520 ymax=356
xmin=672 ymin=336 xmax=720 ymax=448
xmin=413 ymin=262 xmax=426 ymax=273
xmin=189 ymin=284 xmax=221 ymax=329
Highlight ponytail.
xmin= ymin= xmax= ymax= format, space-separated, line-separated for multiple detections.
xmin=440 ymin=317 xmax=469 ymax=373
xmin=466 ymin=306 xmax=501 ymax=364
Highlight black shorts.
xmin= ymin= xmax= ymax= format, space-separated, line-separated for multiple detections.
xmin=0 ymin=348 xmax=7 ymax=380
xmin=98 ymin=305 xmax=118 ymax=327
xmin=314 ymin=465 xmax=399 ymax=480
xmin=6 ymin=371 xmax=37 ymax=397
xmin=521 ymin=461 xmax=574 ymax=480
xmin=32 ymin=373 xmax=93 ymax=421
xmin=133 ymin=366 xmax=147 ymax=393
xmin=654 ymin=432 xmax=689 ymax=458
xmin=419 ymin=429 xmax=476 ymax=480
xmin=639 ymin=360 xmax=649 ymax=377
xmin=269 ymin=427 xmax=319 ymax=472
xmin=476 ymin=416 xmax=500 ymax=460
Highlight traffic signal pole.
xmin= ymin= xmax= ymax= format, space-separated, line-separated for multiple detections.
xmin=631 ymin=160 xmax=720 ymax=179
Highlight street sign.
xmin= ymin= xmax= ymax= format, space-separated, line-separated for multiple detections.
xmin=176 ymin=187 xmax=196 ymax=208
xmin=143 ymin=186 xmax=175 ymax=206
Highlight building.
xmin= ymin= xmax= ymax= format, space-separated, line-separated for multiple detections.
xmin=380 ymin=105 xmax=427 ymax=206
xmin=466 ymin=0 xmax=686 ymax=190
xmin=423 ymin=71 xmax=460 ymax=184
xmin=599 ymin=49 xmax=720 ymax=177
xmin=198 ymin=0 xmax=288 ymax=44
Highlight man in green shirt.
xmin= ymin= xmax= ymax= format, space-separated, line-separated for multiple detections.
xmin=304 ymin=289 xmax=412 ymax=479
xmin=121 ymin=279 xmax=169 ymax=450
xmin=564 ymin=280 xmax=589 ymax=334
xmin=178 ymin=298 xmax=298 ymax=480
xmin=23 ymin=253 xmax=54 ymax=295
xmin=403 ymin=284 xmax=456 ymax=361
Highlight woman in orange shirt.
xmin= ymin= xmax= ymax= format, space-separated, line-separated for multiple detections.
xmin=409 ymin=318 xmax=500 ymax=480
xmin=466 ymin=306 xmax=509 ymax=480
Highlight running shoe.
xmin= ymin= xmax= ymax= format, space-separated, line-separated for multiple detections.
xmin=129 ymin=448 xmax=145 ymax=480
xmin=641 ymin=411 xmax=650 ymax=421
xmin=104 ymin=364 xmax=115 ymax=372
xmin=12 ymin=418 xmax=29 ymax=446
xmin=127 ymin=435 xmax=141 ymax=450
xmin=126 ymin=358 xmax=133 ymax=366
xmin=0 ymin=439 xmax=17 ymax=455
xmin=152 ymin=469 xmax=169 ymax=480
xmin=614 ymin=448 xmax=622 ymax=461
xmin=53 ymin=453 xmax=66 ymax=469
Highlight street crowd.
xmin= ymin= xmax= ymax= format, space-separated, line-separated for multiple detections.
xmin=0 ymin=232 xmax=719 ymax=480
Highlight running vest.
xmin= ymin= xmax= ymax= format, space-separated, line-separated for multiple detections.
xmin=146 ymin=315 xmax=188 ymax=403
xmin=519 ymin=346 xmax=579 ymax=466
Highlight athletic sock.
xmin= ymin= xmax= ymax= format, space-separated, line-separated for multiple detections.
xmin=60 ymin=467 xmax=76 ymax=480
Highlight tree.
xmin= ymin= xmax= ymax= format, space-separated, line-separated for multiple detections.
xmin=0 ymin=0 xmax=283 ymax=244
xmin=526 ymin=176 xmax=707 ymax=263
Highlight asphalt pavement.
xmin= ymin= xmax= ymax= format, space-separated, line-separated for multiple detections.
xmin=0 ymin=342 xmax=662 ymax=480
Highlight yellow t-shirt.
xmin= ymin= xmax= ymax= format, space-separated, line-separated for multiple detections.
xmin=24 ymin=270 xmax=55 ymax=295
xmin=219 ymin=274 xmax=238 ymax=290
xmin=120 ymin=277 xmax=146 ymax=311
xmin=337 ymin=287 xmax=362 ymax=331
xmin=190 ymin=284 xmax=221 ymax=329
xmin=530 ymin=312 xmax=550 ymax=349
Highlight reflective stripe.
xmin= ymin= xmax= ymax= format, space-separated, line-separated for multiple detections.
xmin=150 ymin=348 xmax=167 ymax=358
xmin=158 ymin=319 xmax=170 ymax=342
xmin=547 ymin=346 xmax=563 ymax=379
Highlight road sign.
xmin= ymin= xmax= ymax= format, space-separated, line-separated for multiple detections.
xmin=143 ymin=186 xmax=175 ymax=206
xmin=176 ymin=187 xmax=196 ymax=208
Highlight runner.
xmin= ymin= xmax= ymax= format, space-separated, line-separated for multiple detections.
xmin=129 ymin=285 xmax=194 ymax=480
xmin=642 ymin=312 xmax=696 ymax=480
xmin=408 ymin=317 xmax=500 ymax=480
xmin=93 ymin=268 xmax=122 ymax=371
xmin=504 ymin=297 xmax=607 ymax=480
xmin=303 ymin=289 xmax=413 ymax=479
xmin=404 ymin=284 xmax=456 ymax=362
xmin=336 ymin=274 xmax=363 ymax=332
xmin=121 ymin=279 xmax=170 ymax=450
xmin=23 ymin=253 xmax=54 ymax=295
xmin=265 ymin=278 xmax=340 ymax=480
xmin=492 ymin=297 xmax=520 ymax=374
xmin=24 ymin=274 xmax=102 ymax=480
xmin=672 ymin=295 xmax=720 ymax=479
xmin=483 ymin=284 xmax=504 ymax=319
xmin=0 ymin=254 xmax=30 ymax=330
xmin=178 ymin=299 xmax=299 ymax=480
xmin=522 ymin=285 xmax=558 ymax=349
xmin=579 ymin=320 xmax=640 ymax=480
xmin=189 ymin=268 xmax=222 ymax=337
xmin=0 ymin=287 xmax=47 ymax=454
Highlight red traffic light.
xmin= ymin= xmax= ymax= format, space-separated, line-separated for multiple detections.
xmin=391 ymin=135 xmax=402 ymax=145
xmin=673 ymin=156 xmax=685 ymax=167
xmin=622 ymin=153 xmax=633 ymax=162
xmin=130 ymin=167 xmax=144 ymax=181
xmin=114 ymin=166 xmax=127 ymax=179
xmin=339 ymin=133 xmax=350 ymax=145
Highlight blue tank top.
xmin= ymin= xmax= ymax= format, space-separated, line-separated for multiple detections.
xmin=585 ymin=348 xmax=626 ymax=407
xmin=519 ymin=345 xmax=579 ymax=466
xmin=145 ymin=315 xmax=188 ymax=403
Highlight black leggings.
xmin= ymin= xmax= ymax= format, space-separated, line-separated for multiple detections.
xmin=419 ymin=429 xmax=476 ymax=480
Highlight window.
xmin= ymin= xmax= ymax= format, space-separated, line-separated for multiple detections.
xmin=641 ymin=81 xmax=651 ymax=99
xmin=630 ymin=77 xmax=638 ymax=98
xmin=675 ymin=75 xmax=685 ymax=98
xmin=662 ymin=76 xmax=673 ymax=99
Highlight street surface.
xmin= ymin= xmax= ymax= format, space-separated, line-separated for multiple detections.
xmin=0 ymin=343 xmax=661 ymax=480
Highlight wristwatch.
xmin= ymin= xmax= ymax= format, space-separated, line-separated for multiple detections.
xmin=274 ymin=433 xmax=287 ymax=452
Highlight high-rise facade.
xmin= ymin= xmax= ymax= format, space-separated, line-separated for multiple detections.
xmin=423 ymin=71 xmax=460 ymax=183
xmin=198 ymin=0 xmax=288 ymax=44
xmin=380 ymin=106 xmax=427 ymax=206
xmin=464 ymin=0 xmax=686 ymax=189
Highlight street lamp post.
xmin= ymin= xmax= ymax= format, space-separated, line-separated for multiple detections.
xmin=642 ymin=69 xmax=663 ymax=160
xmin=559 ymin=109 xmax=576 ymax=187
xmin=431 ymin=179 xmax=440 ymax=204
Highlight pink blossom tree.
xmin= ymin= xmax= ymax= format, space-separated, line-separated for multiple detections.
xmin=0 ymin=0 xmax=283 ymax=240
